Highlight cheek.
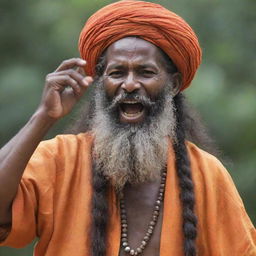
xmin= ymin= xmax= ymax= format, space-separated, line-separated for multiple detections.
xmin=144 ymin=78 xmax=166 ymax=99
xmin=103 ymin=77 xmax=120 ymax=97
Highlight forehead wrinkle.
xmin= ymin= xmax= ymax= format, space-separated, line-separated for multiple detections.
xmin=110 ymin=37 xmax=142 ymax=53
xmin=106 ymin=59 xmax=160 ymax=70
xmin=105 ymin=37 xmax=167 ymax=71
xmin=127 ymin=38 xmax=140 ymax=61
xmin=107 ymin=37 xmax=157 ymax=57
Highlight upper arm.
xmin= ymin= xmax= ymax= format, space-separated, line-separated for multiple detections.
xmin=0 ymin=140 xmax=56 ymax=248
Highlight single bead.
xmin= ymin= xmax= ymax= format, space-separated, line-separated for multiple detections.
xmin=148 ymin=225 xmax=154 ymax=230
xmin=156 ymin=200 xmax=161 ymax=205
xmin=142 ymin=240 xmax=147 ymax=246
xmin=137 ymin=247 xmax=142 ymax=253
xmin=153 ymin=215 xmax=158 ymax=220
xmin=159 ymin=188 xmax=164 ymax=193
xmin=122 ymin=237 xmax=128 ymax=242
xmin=144 ymin=235 xmax=149 ymax=241
xmin=122 ymin=223 xmax=128 ymax=228
xmin=134 ymin=252 xmax=138 ymax=255
xmin=130 ymin=249 xmax=135 ymax=255
xmin=122 ymin=242 xmax=128 ymax=247
xmin=154 ymin=210 xmax=159 ymax=215
xmin=122 ymin=227 xmax=128 ymax=232
xmin=155 ymin=205 xmax=160 ymax=210
xmin=148 ymin=229 xmax=153 ymax=234
xmin=122 ymin=233 xmax=127 ymax=238
xmin=124 ymin=246 xmax=131 ymax=252
xmin=150 ymin=221 xmax=156 ymax=226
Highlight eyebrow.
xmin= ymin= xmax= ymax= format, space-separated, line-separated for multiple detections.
xmin=106 ymin=63 xmax=159 ymax=71
xmin=106 ymin=64 xmax=124 ymax=70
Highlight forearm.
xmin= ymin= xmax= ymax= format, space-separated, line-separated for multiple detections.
xmin=0 ymin=109 xmax=56 ymax=224
xmin=0 ymin=58 xmax=92 ymax=225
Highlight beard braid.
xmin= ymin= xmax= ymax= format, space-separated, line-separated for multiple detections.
xmin=90 ymin=78 xmax=177 ymax=190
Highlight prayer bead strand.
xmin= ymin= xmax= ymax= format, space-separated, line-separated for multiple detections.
xmin=120 ymin=170 xmax=167 ymax=255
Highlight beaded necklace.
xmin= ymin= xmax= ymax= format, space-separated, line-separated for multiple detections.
xmin=119 ymin=170 xmax=167 ymax=255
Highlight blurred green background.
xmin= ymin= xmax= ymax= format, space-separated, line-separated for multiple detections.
xmin=0 ymin=0 xmax=255 ymax=255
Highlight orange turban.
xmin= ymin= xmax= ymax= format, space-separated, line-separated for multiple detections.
xmin=79 ymin=0 xmax=202 ymax=90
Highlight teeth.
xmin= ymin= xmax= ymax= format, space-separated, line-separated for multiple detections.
xmin=122 ymin=101 xmax=138 ymax=104
xmin=123 ymin=111 xmax=140 ymax=117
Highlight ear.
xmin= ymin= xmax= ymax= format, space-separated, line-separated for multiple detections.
xmin=171 ymin=72 xmax=182 ymax=96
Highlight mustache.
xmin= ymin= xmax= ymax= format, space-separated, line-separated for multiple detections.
xmin=106 ymin=92 xmax=155 ymax=111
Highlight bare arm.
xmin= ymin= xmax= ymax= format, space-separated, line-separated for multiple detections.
xmin=0 ymin=58 xmax=93 ymax=225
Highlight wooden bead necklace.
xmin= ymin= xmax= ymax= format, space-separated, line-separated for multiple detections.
xmin=119 ymin=170 xmax=167 ymax=255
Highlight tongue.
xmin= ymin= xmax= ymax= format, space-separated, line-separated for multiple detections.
xmin=122 ymin=103 xmax=143 ymax=114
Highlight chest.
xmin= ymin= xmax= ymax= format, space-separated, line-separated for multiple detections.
xmin=118 ymin=181 xmax=164 ymax=256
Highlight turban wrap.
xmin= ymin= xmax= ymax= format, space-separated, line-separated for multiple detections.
xmin=79 ymin=0 xmax=202 ymax=90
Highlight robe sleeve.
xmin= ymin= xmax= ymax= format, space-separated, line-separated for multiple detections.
xmin=188 ymin=143 xmax=256 ymax=255
xmin=0 ymin=139 xmax=57 ymax=248
xmin=214 ymin=163 xmax=256 ymax=255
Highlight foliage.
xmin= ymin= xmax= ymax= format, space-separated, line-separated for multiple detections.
xmin=0 ymin=0 xmax=255 ymax=255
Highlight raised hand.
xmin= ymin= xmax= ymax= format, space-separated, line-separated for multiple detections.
xmin=38 ymin=58 xmax=93 ymax=120
xmin=0 ymin=58 xmax=93 ymax=226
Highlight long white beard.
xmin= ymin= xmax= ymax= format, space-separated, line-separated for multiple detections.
xmin=91 ymin=81 xmax=177 ymax=190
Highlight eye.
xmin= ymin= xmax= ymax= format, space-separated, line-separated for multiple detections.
xmin=144 ymin=70 xmax=155 ymax=74
xmin=108 ymin=70 xmax=124 ymax=78
xmin=141 ymin=70 xmax=156 ymax=77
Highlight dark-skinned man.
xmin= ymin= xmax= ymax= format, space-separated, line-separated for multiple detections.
xmin=0 ymin=1 xmax=255 ymax=256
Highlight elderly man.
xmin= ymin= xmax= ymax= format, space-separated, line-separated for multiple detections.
xmin=0 ymin=1 xmax=255 ymax=256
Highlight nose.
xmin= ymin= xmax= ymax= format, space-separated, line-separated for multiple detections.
xmin=121 ymin=72 xmax=141 ymax=93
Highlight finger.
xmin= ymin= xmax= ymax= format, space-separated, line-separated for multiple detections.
xmin=75 ymin=66 xmax=86 ymax=76
xmin=55 ymin=58 xmax=86 ymax=72
xmin=76 ymin=76 xmax=94 ymax=99
xmin=48 ymin=75 xmax=81 ymax=95
xmin=56 ymin=70 xmax=89 ymax=88
xmin=57 ymin=69 xmax=84 ymax=83
xmin=82 ymin=76 xmax=94 ymax=86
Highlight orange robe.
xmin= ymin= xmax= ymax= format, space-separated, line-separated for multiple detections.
xmin=0 ymin=133 xmax=255 ymax=255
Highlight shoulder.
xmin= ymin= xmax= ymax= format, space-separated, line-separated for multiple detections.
xmin=36 ymin=132 xmax=93 ymax=156
xmin=186 ymin=140 xmax=230 ymax=179
xmin=24 ymin=132 xmax=93 ymax=182
xmin=186 ymin=140 xmax=223 ymax=169
xmin=185 ymin=141 xmax=243 ymax=204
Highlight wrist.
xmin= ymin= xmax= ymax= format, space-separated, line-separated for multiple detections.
xmin=31 ymin=108 xmax=58 ymax=129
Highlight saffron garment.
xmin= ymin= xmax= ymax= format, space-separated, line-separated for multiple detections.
xmin=0 ymin=133 xmax=255 ymax=255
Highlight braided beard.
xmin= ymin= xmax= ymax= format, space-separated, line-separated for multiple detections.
xmin=91 ymin=79 xmax=177 ymax=190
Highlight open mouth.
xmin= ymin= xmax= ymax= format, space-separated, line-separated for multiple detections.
xmin=119 ymin=101 xmax=145 ymax=123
